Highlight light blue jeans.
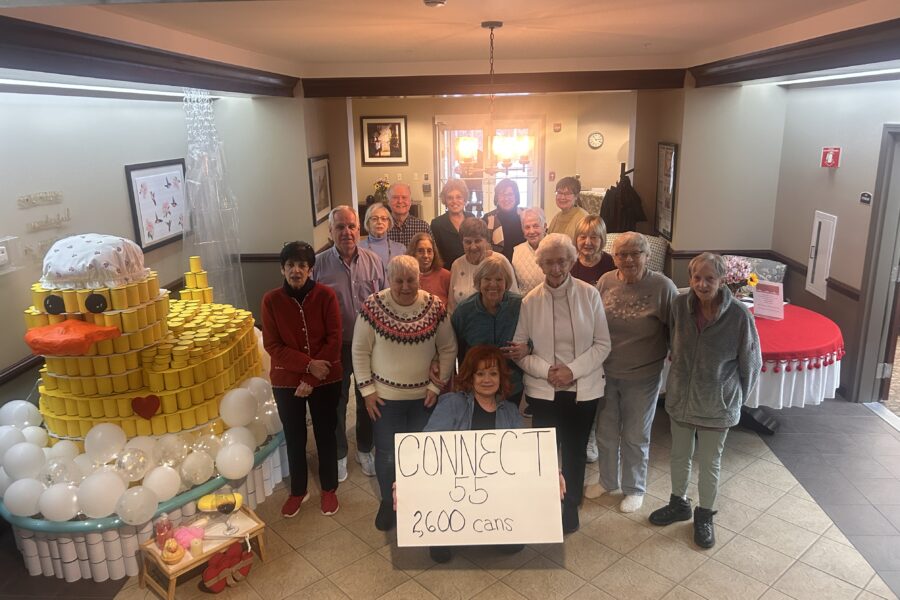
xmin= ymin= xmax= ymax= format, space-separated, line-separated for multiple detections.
xmin=596 ymin=374 xmax=662 ymax=496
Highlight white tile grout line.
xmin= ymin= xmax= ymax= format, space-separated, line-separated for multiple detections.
xmin=863 ymin=402 xmax=900 ymax=433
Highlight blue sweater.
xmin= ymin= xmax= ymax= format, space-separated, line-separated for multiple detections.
xmin=425 ymin=392 xmax=523 ymax=431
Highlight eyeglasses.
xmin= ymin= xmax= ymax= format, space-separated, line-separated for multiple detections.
xmin=615 ymin=251 xmax=644 ymax=259
xmin=555 ymin=191 xmax=574 ymax=197
xmin=369 ymin=216 xmax=390 ymax=223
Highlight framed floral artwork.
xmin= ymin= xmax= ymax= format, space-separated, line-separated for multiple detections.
xmin=125 ymin=159 xmax=187 ymax=251
xmin=360 ymin=116 xmax=408 ymax=165
xmin=308 ymin=154 xmax=333 ymax=226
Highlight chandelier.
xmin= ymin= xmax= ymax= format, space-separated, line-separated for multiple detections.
xmin=455 ymin=21 xmax=533 ymax=172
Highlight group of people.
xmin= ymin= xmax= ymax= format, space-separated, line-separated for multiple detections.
xmin=260 ymin=175 xmax=762 ymax=562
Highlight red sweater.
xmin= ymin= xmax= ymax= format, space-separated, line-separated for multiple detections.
xmin=261 ymin=284 xmax=342 ymax=388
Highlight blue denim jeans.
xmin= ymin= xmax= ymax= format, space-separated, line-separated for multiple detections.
xmin=596 ymin=374 xmax=662 ymax=495
xmin=372 ymin=398 xmax=432 ymax=505
xmin=337 ymin=343 xmax=373 ymax=458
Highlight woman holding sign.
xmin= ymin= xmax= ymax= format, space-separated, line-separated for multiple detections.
xmin=513 ymin=233 xmax=611 ymax=534
xmin=352 ymin=255 xmax=457 ymax=532
xmin=648 ymin=252 xmax=760 ymax=548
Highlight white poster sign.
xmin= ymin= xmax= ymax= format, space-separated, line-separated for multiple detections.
xmin=394 ymin=428 xmax=562 ymax=547
xmin=753 ymin=281 xmax=784 ymax=320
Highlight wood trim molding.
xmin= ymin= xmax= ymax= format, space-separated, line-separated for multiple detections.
xmin=301 ymin=69 xmax=686 ymax=98
xmin=669 ymin=249 xmax=861 ymax=301
xmin=240 ymin=253 xmax=281 ymax=263
xmin=0 ymin=15 xmax=299 ymax=97
xmin=0 ymin=355 xmax=42 ymax=388
xmin=690 ymin=17 xmax=900 ymax=87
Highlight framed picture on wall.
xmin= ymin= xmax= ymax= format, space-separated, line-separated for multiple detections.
xmin=360 ymin=116 xmax=408 ymax=165
xmin=125 ymin=159 xmax=187 ymax=251
xmin=309 ymin=154 xmax=333 ymax=226
xmin=655 ymin=142 xmax=678 ymax=241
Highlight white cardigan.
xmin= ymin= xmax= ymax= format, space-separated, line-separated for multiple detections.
xmin=513 ymin=276 xmax=611 ymax=401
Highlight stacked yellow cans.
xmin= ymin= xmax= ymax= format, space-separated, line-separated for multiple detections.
xmin=180 ymin=255 xmax=213 ymax=303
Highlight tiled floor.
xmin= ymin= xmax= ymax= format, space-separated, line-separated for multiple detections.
xmin=108 ymin=402 xmax=900 ymax=600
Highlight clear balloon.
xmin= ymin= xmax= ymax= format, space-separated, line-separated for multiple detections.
xmin=0 ymin=467 xmax=11 ymax=497
xmin=115 ymin=448 xmax=151 ymax=482
xmin=115 ymin=486 xmax=159 ymax=525
xmin=21 ymin=426 xmax=48 ymax=447
xmin=157 ymin=433 xmax=189 ymax=467
xmin=259 ymin=402 xmax=283 ymax=435
xmin=192 ymin=434 xmax=222 ymax=458
xmin=180 ymin=451 xmax=214 ymax=486
xmin=4 ymin=478 xmax=45 ymax=517
xmin=73 ymin=454 xmax=98 ymax=479
xmin=38 ymin=483 xmax=80 ymax=522
xmin=124 ymin=436 xmax=159 ymax=467
xmin=219 ymin=389 xmax=257 ymax=428
xmin=84 ymin=423 xmax=126 ymax=464
xmin=241 ymin=377 xmax=273 ymax=408
xmin=215 ymin=444 xmax=254 ymax=480
xmin=0 ymin=426 xmax=26 ymax=460
xmin=48 ymin=439 xmax=80 ymax=460
xmin=39 ymin=457 xmax=82 ymax=485
xmin=78 ymin=471 xmax=127 ymax=518
xmin=4 ymin=442 xmax=46 ymax=480
xmin=142 ymin=466 xmax=180 ymax=502
xmin=0 ymin=400 xmax=42 ymax=428
xmin=247 ymin=420 xmax=268 ymax=447
xmin=221 ymin=426 xmax=256 ymax=450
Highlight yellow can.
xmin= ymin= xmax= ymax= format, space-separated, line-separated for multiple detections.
xmin=190 ymin=386 xmax=204 ymax=405
xmin=69 ymin=378 xmax=84 ymax=395
xmin=89 ymin=398 xmax=104 ymax=418
xmin=148 ymin=273 xmax=160 ymax=298
xmin=179 ymin=369 xmax=195 ymax=388
xmin=47 ymin=313 xmax=67 ymax=325
xmin=31 ymin=286 xmax=49 ymax=310
xmin=124 ymin=352 xmax=139 ymax=370
xmin=129 ymin=332 xmax=144 ymax=351
xmin=63 ymin=397 xmax=77 ymax=416
xmin=148 ymin=372 xmax=165 ymax=393
xmin=122 ymin=419 xmax=137 ymax=438
xmin=164 ymin=371 xmax=180 ymax=391
xmin=195 ymin=404 xmax=208 ymax=424
xmin=64 ymin=358 xmax=79 ymax=376
xmin=43 ymin=374 xmax=58 ymax=391
xmin=96 ymin=376 xmax=113 ymax=396
xmin=136 ymin=419 xmax=152 ymax=437
xmin=151 ymin=415 xmax=167 ymax=436
xmin=184 ymin=272 xmax=197 ymax=288
xmin=142 ymin=327 xmax=155 ymax=347
xmin=161 ymin=394 xmax=177 ymax=414
xmin=112 ymin=375 xmax=128 ymax=393
xmin=82 ymin=377 xmax=97 ymax=396
xmin=109 ymin=354 xmax=126 ymax=375
xmin=189 ymin=256 xmax=203 ymax=273
xmin=77 ymin=398 xmax=90 ymax=417
xmin=67 ymin=420 xmax=81 ymax=438
xmin=136 ymin=306 xmax=148 ymax=329
xmin=113 ymin=336 xmax=130 ymax=354
xmin=195 ymin=271 xmax=208 ymax=288
xmin=136 ymin=280 xmax=149 ymax=304
xmin=127 ymin=370 xmax=142 ymax=391
xmin=202 ymin=380 xmax=215 ymax=400
xmin=202 ymin=288 xmax=214 ymax=304
xmin=117 ymin=397 xmax=133 ymax=418
xmin=62 ymin=289 xmax=79 ymax=314
xmin=110 ymin=286 xmax=129 ymax=310
xmin=165 ymin=414 xmax=182 ymax=433
xmin=181 ymin=409 xmax=197 ymax=430
xmin=97 ymin=339 xmax=114 ymax=355
xmin=121 ymin=310 xmax=138 ymax=333
xmin=76 ymin=289 xmax=93 ymax=313
xmin=176 ymin=390 xmax=192 ymax=410
xmin=125 ymin=283 xmax=140 ymax=307
xmin=103 ymin=397 xmax=117 ymax=418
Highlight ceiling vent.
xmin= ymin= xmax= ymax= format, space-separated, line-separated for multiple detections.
xmin=423 ymin=0 xmax=447 ymax=6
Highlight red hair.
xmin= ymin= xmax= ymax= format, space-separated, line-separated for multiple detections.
xmin=455 ymin=344 xmax=512 ymax=398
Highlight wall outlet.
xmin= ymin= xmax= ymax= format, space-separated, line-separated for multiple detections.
xmin=423 ymin=182 xmax=432 ymax=195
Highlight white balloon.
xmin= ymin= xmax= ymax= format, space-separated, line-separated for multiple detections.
xmin=142 ymin=466 xmax=180 ymax=502
xmin=39 ymin=457 xmax=82 ymax=485
xmin=241 ymin=377 xmax=273 ymax=408
xmin=73 ymin=454 xmax=98 ymax=479
xmin=48 ymin=440 xmax=79 ymax=460
xmin=259 ymin=402 xmax=283 ymax=435
xmin=0 ymin=400 xmax=42 ymax=428
xmin=78 ymin=471 xmax=127 ymax=518
xmin=38 ymin=483 xmax=80 ymax=522
xmin=221 ymin=427 xmax=256 ymax=450
xmin=21 ymin=426 xmax=48 ymax=447
xmin=84 ymin=424 xmax=126 ymax=464
xmin=4 ymin=478 xmax=45 ymax=516
xmin=215 ymin=445 xmax=254 ymax=480
xmin=220 ymin=389 xmax=257 ymax=428
xmin=0 ymin=426 xmax=26 ymax=460
xmin=247 ymin=420 xmax=268 ymax=446
xmin=125 ymin=436 xmax=159 ymax=466
xmin=115 ymin=486 xmax=158 ymax=525
xmin=157 ymin=433 xmax=189 ymax=467
xmin=192 ymin=434 xmax=222 ymax=458
xmin=180 ymin=451 xmax=215 ymax=486
xmin=4 ymin=442 xmax=46 ymax=480
xmin=0 ymin=467 xmax=11 ymax=497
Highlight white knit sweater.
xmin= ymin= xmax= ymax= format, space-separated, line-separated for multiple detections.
xmin=511 ymin=241 xmax=544 ymax=296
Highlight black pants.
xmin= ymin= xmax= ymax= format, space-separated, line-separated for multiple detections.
xmin=337 ymin=344 xmax=374 ymax=458
xmin=528 ymin=392 xmax=599 ymax=508
xmin=274 ymin=382 xmax=341 ymax=495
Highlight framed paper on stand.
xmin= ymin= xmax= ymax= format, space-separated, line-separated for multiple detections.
xmin=655 ymin=142 xmax=678 ymax=241
xmin=360 ymin=116 xmax=408 ymax=165
xmin=125 ymin=159 xmax=187 ymax=251
xmin=308 ymin=155 xmax=333 ymax=226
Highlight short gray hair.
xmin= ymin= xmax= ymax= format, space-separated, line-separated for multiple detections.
xmin=612 ymin=231 xmax=650 ymax=256
xmin=688 ymin=252 xmax=727 ymax=279
xmin=364 ymin=202 xmax=393 ymax=229
xmin=521 ymin=207 xmax=546 ymax=228
xmin=439 ymin=179 xmax=469 ymax=204
xmin=386 ymin=254 xmax=420 ymax=280
xmin=388 ymin=182 xmax=412 ymax=199
xmin=473 ymin=254 xmax=514 ymax=292
xmin=328 ymin=205 xmax=357 ymax=228
xmin=535 ymin=233 xmax=577 ymax=265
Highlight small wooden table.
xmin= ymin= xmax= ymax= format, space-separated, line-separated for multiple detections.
xmin=139 ymin=507 xmax=267 ymax=600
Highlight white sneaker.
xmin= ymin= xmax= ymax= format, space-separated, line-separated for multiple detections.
xmin=356 ymin=450 xmax=375 ymax=477
xmin=586 ymin=431 xmax=598 ymax=463
xmin=584 ymin=482 xmax=608 ymax=499
xmin=337 ymin=456 xmax=348 ymax=483
xmin=620 ymin=494 xmax=644 ymax=513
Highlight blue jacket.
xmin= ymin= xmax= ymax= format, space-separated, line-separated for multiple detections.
xmin=450 ymin=291 xmax=524 ymax=394
xmin=425 ymin=392 xmax=523 ymax=431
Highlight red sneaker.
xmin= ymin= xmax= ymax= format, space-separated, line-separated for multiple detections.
xmin=281 ymin=493 xmax=308 ymax=518
xmin=320 ymin=490 xmax=340 ymax=516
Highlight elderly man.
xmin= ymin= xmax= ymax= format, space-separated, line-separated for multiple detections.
xmin=313 ymin=206 xmax=385 ymax=482
xmin=386 ymin=182 xmax=431 ymax=248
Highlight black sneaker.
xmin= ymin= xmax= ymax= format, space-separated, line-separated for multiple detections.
xmin=648 ymin=494 xmax=693 ymax=526
xmin=374 ymin=501 xmax=396 ymax=531
xmin=562 ymin=502 xmax=579 ymax=534
xmin=693 ymin=506 xmax=717 ymax=548
xmin=429 ymin=546 xmax=452 ymax=563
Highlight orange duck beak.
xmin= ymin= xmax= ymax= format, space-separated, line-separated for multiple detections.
xmin=24 ymin=319 xmax=121 ymax=356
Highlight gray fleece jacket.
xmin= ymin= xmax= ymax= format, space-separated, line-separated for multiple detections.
xmin=665 ymin=287 xmax=762 ymax=429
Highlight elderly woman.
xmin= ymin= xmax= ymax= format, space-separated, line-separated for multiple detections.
xmin=585 ymin=232 xmax=678 ymax=514
xmin=451 ymin=255 xmax=527 ymax=406
xmin=431 ymin=179 xmax=474 ymax=267
xmin=261 ymin=242 xmax=343 ymax=518
xmin=408 ymin=232 xmax=450 ymax=305
xmin=352 ymin=255 xmax=457 ymax=532
xmin=511 ymin=207 xmax=547 ymax=295
xmin=648 ymin=252 xmax=761 ymax=548
xmin=361 ymin=203 xmax=407 ymax=266
xmin=547 ymin=176 xmax=588 ymax=242
xmin=513 ymin=233 xmax=611 ymax=534
xmin=571 ymin=215 xmax=615 ymax=284
xmin=448 ymin=217 xmax=518 ymax=312
xmin=483 ymin=178 xmax=525 ymax=261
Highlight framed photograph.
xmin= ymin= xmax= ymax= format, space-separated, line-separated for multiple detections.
xmin=125 ymin=159 xmax=187 ymax=251
xmin=655 ymin=142 xmax=678 ymax=241
xmin=309 ymin=154 xmax=333 ymax=226
xmin=360 ymin=116 xmax=408 ymax=165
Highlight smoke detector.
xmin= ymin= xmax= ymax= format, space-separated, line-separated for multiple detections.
xmin=423 ymin=0 xmax=447 ymax=6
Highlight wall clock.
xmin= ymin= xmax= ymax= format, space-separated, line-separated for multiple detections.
xmin=587 ymin=131 xmax=604 ymax=149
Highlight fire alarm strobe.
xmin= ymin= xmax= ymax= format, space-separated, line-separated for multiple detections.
xmin=821 ymin=147 xmax=841 ymax=168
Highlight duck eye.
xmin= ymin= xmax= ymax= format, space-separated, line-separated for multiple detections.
xmin=44 ymin=294 xmax=65 ymax=315
xmin=85 ymin=293 xmax=108 ymax=314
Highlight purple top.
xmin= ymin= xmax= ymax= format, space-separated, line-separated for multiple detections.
xmin=570 ymin=252 xmax=615 ymax=285
xmin=313 ymin=245 xmax=385 ymax=344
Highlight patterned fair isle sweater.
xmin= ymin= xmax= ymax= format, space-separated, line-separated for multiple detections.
xmin=351 ymin=289 xmax=457 ymax=400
